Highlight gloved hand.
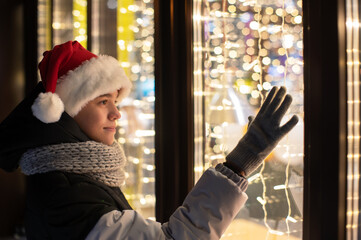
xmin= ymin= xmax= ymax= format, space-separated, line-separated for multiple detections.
xmin=225 ymin=86 xmax=299 ymax=177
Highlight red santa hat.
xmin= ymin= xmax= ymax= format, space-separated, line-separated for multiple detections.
xmin=32 ymin=41 xmax=132 ymax=123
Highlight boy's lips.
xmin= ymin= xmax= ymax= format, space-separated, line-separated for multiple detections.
xmin=104 ymin=126 xmax=116 ymax=132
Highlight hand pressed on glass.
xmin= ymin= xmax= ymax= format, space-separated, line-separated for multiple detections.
xmin=225 ymin=86 xmax=299 ymax=177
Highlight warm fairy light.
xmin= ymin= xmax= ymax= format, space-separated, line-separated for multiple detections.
xmin=194 ymin=165 xmax=204 ymax=173
xmin=347 ymin=136 xmax=361 ymax=140
xmin=248 ymin=173 xmax=260 ymax=182
xmin=52 ymin=22 xmax=61 ymax=29
xmin=347 ymin=174 xmax=360 ymax=180
xmin=139 ymin=113 xmax=155 ymax=120
xmin=131 ymin=157 xmax=140 ymax=164
xmin=135 ymin=130 xmax=155 ymax=137
xmin=145 ymin=164 xmax=154 ymax=171
xmin=287 ymin=216 xmax=298 ymax=224
xmin=274 ymin=184 xmax=287 ymax=190
xmin=269 ymin=229 xmax=285 ymax=236
xmin=257 ymin=196 xmax=266 ymax=205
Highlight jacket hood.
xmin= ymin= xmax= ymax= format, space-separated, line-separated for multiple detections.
xmin=0 ymin=82 xmax=91 ymax=172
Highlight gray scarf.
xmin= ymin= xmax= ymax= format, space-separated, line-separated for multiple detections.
xmin=19 ymin=141 xmax=126 ymax=187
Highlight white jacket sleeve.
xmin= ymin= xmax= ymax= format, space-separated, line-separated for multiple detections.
xmin=86 ymin=165 xmax=248 ymax=240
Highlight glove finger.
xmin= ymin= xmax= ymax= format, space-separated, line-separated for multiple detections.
xmin=258 ymin=86 xmax=277 ymax=115
xmin=273 ymin=94 xmax=293 ymax=124
xmin=248 ymin=115 xmax=255 ymax=128
xmin=279 ymin=115 xmax=299 ymax=136
xmin=265 ymin=86 xmax=287 ymax=116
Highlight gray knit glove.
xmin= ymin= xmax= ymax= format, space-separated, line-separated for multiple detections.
xmin=225 ymin=86 xmax=299 ymax=177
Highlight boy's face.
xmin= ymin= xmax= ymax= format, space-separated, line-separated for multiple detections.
xmin=73 ymin=90 xmax=121 ymax=145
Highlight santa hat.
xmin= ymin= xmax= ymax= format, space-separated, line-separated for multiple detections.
xmin=32 ymin=41 xmax=132 ymax=123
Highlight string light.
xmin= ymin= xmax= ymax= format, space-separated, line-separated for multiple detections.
xmin=346 ymin=0 xmax=360 ymax=239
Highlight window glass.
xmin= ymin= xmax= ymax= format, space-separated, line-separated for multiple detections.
xmin=193 ymin=0 xmax=304 ymax=239
xmin=114 ymin=0 xmax=156 ymax=219
xmin=38 ymin=0 xmax=52 ymax=65
xmin=53 ymin=0 xmax=87 ymax=47
xmin=91 ymin=0 xmax=155 ymax=219
xmin=38 ymin=0 xmax=156 ymax=219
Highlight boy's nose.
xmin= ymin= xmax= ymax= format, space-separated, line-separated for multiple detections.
xmin=109 ymin=105 xmax=121 ymax=120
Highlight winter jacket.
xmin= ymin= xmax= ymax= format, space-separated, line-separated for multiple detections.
xmin=24 ymin=171 xmax=132 ymax=239
xmin=22 ymin=166 xmax=247 ymax=240
xmin=0 ymin=83 xmax=249 ymax=239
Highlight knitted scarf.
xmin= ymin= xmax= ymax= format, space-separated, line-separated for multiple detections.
xmin=19 ymin=141 xmax=126 ymax=187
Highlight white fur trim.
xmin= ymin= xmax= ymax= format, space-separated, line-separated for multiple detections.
xmin=55 ymin=55 xmax=132 ymax=117
xmin=32 ymin=92 xmax=65 ymax=123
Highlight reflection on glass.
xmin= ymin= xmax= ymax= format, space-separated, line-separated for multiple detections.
xmin=193 ymin=0 xmax=304 ymax=239
xmin=52 ymin=0 xmax=87 ymax=47
xmin=114 ymin=0 xmax=156 ymax=220
xmin=73 ymin=0 xmax=88 ymax=48
xmin=38 ymin=0 xmax=52 ymax=65
xmin=92 ymin=0 xmax=156 ymax=220
xmin=52 ymin=0 xmax=74 ymax=45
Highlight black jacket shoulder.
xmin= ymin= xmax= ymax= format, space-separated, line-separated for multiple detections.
xmin=0 ymin=83 xmax=91 ymax=172
xmin=25 ymin=171 xmax=132 ymax=240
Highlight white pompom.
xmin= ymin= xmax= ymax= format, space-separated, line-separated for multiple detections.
xmin=31 ymin=92 xmax=64 ymax=123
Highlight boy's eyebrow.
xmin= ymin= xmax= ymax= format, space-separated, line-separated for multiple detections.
xmin=97 ymin=90 xmax=121 ymax=99
xmin=97 ymin=94 xmax=112 ymax=98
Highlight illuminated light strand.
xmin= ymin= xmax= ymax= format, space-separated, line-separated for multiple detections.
xmin=281 ymin=0 xmax=293 ymax=238
xmin=256 ymin=4 xmax=263 ymax=97
xmin=354 ymin=0 xmax=360 ymax=237
xmin=259 ymin=162 xmax=273 ymax=233
xmin=202 ymin=0 xmax=214 ymax=173
xmin=256 ymin=0 xmax=273 ymax=237
xmin=346 ymin=0 xmax=360 ymax=238
xmin=346 ymin=6 xmax=354 ymax=239
xmin=221 ymin=0 xmax=231 ymax=79
xmin=284 ymin=142 xmax=292 ymax=239
xmin=192 ymin=0 xmax=208 ymax=182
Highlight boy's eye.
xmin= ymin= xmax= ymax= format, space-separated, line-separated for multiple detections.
xmin=100 ymin=100 xmax=107 ymax=105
